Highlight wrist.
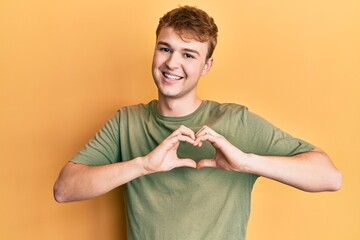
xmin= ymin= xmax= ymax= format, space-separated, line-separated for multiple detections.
xmin=134 ymin=156 xmax=154 ymax=176
xmin=238 ymin=152 xmax=257 ymax=173
xmin=133 ymin=156 xmax=148 ymax=176
xmin=243 ymin=153 xmax=267 ymax=175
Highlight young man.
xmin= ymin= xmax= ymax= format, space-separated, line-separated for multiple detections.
xmin=54 ymin=6 xmax=342 ymax=240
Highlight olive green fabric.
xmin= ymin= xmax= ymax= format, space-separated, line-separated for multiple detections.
xmin=71 ymin=100 xmax=314 ymax=240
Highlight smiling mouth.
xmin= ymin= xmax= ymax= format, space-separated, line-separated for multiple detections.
xmin=162 ymin=72 xmax=183 ymax=80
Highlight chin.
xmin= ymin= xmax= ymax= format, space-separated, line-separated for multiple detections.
xmin=158 ymin=91 xmax=180 ymax=99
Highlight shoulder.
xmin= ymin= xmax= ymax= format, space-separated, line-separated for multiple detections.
xmin=117 ymin=100 xmax=155 ymax=116
xmin=203 ymin=101 xmax=273 ymax=127
xmin=204 ymin=100 xmax=248 ymax=118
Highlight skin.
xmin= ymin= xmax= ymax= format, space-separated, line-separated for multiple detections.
xmin=54 ymin=27 xmax=342 ymax=203
xmin=152 ymin=27 xmax=213 ymax=117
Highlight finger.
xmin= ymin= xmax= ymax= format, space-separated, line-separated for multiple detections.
xmin=193 ymin=133 xmax=218 ymax=147
xmin=195 ymin=125 xmax=219 ymax=138
xmin=194 ymin=126 xmax=212 ymax=146
xmin=166 ymin=134 xmax=196 ymax=148
xmin=193 ymin=140 xmax=203 ymax=147
xmin=176 ymin=135 xmax=196 ymax=145
xmin=170 ymin=125 xmax=196 ymax=140
xmin=195 ymin=125 xmax=209 ymax=137
xmin=197 ymin=159 xmax=217 ymax=169
xmin=175 ymin=158 xmax=197 ymax=169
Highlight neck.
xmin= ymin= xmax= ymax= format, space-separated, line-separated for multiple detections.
xmin=157 ymin=96 xmax=202 ymax=117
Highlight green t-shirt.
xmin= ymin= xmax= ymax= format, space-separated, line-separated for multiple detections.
xmin=71 ymin=100 xmax=314 ymax=240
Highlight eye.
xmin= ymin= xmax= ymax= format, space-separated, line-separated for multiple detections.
xmin=159 ymin=47 xmax=171 ymax=53
xmin=184 ymin=53 xmax=195 ymax=59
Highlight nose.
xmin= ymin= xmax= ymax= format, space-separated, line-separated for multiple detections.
xmin=165 ymin=52 xmax=180 ymax=69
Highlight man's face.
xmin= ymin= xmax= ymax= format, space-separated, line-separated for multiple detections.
xmin=152 ymin=27 xmax=213 ymax=101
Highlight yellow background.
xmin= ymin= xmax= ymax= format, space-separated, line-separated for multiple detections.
xmin=1 ymin=0 xmax=359 ymax=239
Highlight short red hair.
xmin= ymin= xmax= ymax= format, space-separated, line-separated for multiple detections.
xmin=156 ymin=6 xmax=218 ymax=60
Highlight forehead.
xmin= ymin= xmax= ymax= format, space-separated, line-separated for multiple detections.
xmin=157 ymin=27 xmax=209 ymax=54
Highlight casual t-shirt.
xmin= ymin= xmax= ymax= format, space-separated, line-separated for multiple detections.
xmin=71 ymin=100 xmax=314 ymax=240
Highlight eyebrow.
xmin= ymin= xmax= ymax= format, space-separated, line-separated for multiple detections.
xmin=157 ymin=41 xmax=200 ymax=56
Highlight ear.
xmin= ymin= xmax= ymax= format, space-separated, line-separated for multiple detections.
xmin=201 ymin=57 xmax=214 ymax=76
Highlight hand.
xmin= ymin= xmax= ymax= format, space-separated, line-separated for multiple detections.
xmin=142 ymin=125 xmax=197 ymax=174
xmin=194 ymin=126 xmax=249 ymax=171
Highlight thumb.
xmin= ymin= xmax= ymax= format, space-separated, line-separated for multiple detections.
xmin=176 ymin=158 xmax=197 ymax=169
xmin=197 ymin=159 xmax=217 ymax=169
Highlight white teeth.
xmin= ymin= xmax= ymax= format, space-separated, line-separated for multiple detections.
xmin=164 ymin=73 xmax=182 ymax=80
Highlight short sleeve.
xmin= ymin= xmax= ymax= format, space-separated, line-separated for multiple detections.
xmin=245 ymin=111 xmax=314 ymax=156
xmin=70 ymin=113 xmax=121 ymax=166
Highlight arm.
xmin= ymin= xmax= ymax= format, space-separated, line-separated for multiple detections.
xmin=54 ymin=125 xmax=197 ymax=202
xmin=195 ymin=126 xmax=342 ymax=192
xmin=54 ymin=159 xmax=146 ymax=203
xmin=244 ymin=148 xmax=342 ymax=192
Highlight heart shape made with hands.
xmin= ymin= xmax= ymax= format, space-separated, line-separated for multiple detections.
xmin=173 ymin=125 xmax=228 ymax=169
xmin=149 ymin=125 xmax=243 ymax=172
xmin=177 ymin=137 xmax=216 ymax=162
xmin=170 ymin=125 xmax=246 ymax=170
